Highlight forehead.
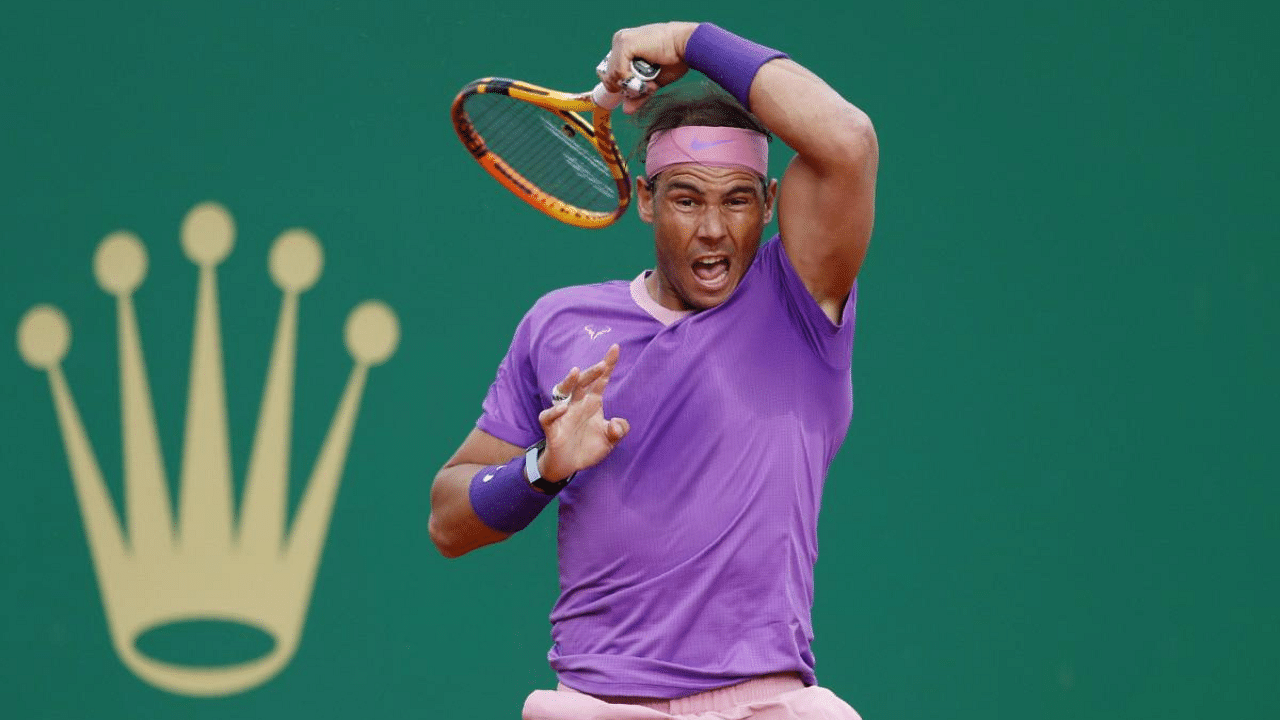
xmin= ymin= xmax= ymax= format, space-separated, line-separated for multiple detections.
xmin=655 ymin=164 xmax=764 ymax=193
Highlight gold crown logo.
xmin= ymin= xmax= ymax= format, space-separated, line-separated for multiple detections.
xmin=15 ymin=202 xmax=399 ymax=697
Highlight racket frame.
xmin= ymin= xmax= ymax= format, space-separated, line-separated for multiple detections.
xmin=452 ymin=77 xmax=631 ymax=229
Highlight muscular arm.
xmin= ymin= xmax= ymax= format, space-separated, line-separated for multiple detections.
xmin=428 ymin=429 xmax=519 ymax=558
xmin=752 ymin=59 xmax=878 ymax=322
xmin=605 ymin=23 xmax=878 ymax=323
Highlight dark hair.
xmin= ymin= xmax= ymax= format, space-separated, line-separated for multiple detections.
xmin=634 ymin=82 xmax=772 ymax=166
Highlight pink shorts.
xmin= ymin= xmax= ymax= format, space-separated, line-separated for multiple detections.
xmin=522 ymin=673 xmax=862 ymax=719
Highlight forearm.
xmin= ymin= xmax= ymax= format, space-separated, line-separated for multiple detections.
xmin=747 ymin=59 xmax=876 ymax=174
xmin=674 ymin=23 xmax=876 ymax=174
xmin=428 ymin=462 xmax=511 ymax=558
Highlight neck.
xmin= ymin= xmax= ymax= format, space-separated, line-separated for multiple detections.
xmin=645 ymin=269 xmax=693 ymax=312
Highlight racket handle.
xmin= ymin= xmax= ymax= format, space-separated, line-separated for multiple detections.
xmin=593 ymin=55 xmax=661 ymax=108
xmin=630 ymin=58 xmax=660 ymax=80
xmin=592 ymin=83 xmax=624 ymax=109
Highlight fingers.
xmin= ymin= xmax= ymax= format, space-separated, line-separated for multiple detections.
xmin=606 ymin=417 xmax=630 ymax=444
xmin=598 ymin=57 xmax=658 ymax=101
xmin=540 ymin=347 xmax=629 ymax=454
xmin=601 ymin=343 xmax=620 ymax=371
xmin=604 ymin=25 xmax=659 ymax=92
xmin=548 ymin=345 xmax=621 ymax=420
xmin=596 ymin=52 xmax=624 ymax=95
xmin=591 ymin=344 xmax=621 ymax=392
xmin=603 ymin=36 xmax=633 ymax=93
xmin=601 ymin=45 xmax=642 ymax=95
xmin=552 ymin=366 xmax=580 ymax=405
xmin=604 ymin=23 xmax=694 ymax=92
xmin=572 ymin=365 xmax=603 ymax=399
xmin=568 ymin=344 xmax=619 ymax=400
xmin=538 ymin=401 xmax=570 ymax=430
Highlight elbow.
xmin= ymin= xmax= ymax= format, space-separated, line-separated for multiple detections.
xmin=828 ymin=105 xmax=878 ymax=172
xmin=427 ymin=462 xmax=510 ymax=558
xmin=428 ymin=514 xmax=471 ymax=559
xmin=428 ymin=465 xmax=473 ymax=559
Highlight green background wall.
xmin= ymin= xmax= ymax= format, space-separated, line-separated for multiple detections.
xmin=2 ymin=1 xmax=1275 ymax=717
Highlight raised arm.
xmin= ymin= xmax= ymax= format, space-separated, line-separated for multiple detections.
xmin=603 ymin=22 xmax=878 ymax=323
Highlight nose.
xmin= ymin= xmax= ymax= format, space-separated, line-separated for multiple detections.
xmin=695 ymin=205 xmax=729 ymax=241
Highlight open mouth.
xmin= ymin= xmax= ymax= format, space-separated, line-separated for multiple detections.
xmin=692 ymin=256 xmax=731 ymax=289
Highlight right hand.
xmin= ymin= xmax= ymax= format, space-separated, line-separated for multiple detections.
xmin=599 ymin=21 xmax=698 ymax=113
xmin=537 ymin=344 xmax=630 ymax=481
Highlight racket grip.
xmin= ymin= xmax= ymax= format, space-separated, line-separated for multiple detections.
xmin=594 ymin=54 xmax=661 ymax=108
xmin=592 ymin=83 xmax=624 ymax=110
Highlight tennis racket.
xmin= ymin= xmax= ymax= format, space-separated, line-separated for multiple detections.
xmin=451 ymin=57 xmax=660 ymax=229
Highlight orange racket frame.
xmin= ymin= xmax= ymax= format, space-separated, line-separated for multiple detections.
xmin=451 ymin=77 xmax=632 ymax=229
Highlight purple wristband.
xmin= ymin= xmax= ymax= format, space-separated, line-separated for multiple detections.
xmin=683 ymin=23 xmax=789 ymax=109
xmin=468 ymin=455 xmax=555 ymax=534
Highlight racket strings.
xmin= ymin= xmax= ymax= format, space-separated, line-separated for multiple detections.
xmin=479 ymin=101 xmax=611 ymax=209
xmin=464 ymin=94 xmax=618 ymax=213
xmin=484 ymin=107 xmax=575 ymax=185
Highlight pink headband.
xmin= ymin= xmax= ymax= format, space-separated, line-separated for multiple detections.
xmin=645 ymin=126 xmax=769 ymax=178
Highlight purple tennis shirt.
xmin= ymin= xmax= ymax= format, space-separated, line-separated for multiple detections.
xmin=477 ymin=235 xmax=856 ymax=698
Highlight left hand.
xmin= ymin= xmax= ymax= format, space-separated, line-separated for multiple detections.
xmin=537 ymin=344 xmax=630 ymax=482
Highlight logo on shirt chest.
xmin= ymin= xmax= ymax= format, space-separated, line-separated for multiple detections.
xmin=584 ymin=325 xmax=611 ymax=340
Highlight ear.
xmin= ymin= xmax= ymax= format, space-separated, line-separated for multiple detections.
xmin=763 ymin=178 xmax=779 ymax=224
xmin=636 ymin=176 xmax=655 ymax=224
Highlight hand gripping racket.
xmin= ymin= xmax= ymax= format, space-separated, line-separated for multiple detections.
xmin=451 ymin=57 xmax=660 ymax=229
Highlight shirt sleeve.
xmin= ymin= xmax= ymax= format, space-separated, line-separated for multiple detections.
xmin=476 ymin=309 xmax=546 ymax=448
xmin=766 ymin=236 xmax=857 ymax=370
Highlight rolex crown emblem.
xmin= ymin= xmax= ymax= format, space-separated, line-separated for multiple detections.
xmin=15 ymin=202 xmax=398 ymax=697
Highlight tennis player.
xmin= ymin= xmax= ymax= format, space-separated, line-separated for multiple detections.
xmin=431 ymin=21 xmax=877 ymax=719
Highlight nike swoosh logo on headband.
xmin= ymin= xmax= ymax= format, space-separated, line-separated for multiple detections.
xmin=690 ymin=138 xmax=735 ymax=151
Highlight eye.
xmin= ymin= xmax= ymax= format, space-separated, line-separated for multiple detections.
xmin=674 ymin=197 xmax=697 ymax=208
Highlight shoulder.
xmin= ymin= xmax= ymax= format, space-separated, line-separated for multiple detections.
xmin=517 ymin=278 xmax=634 ymax=336
xmin=527 ymin=275 xmax=632 ymax=317
xmin=734 ymin=232 xmax=857 ymax=365
xmin=740 ymin=233 xmax=791 ymax=291
xmin=532 ymin=278 xmax=631 ymax=314
xmin=754 ymin=233 xmax=786 ymax=271
xmin=755 ymin=232 xmax=856 ymax=314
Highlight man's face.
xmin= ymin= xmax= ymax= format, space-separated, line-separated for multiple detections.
xmin=637 ymin=164 xmax=776 ymax=311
